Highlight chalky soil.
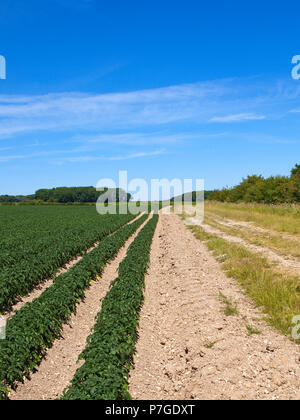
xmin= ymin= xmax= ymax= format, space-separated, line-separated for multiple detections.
xmin=129 ymin=212 xmax=300 ymax=400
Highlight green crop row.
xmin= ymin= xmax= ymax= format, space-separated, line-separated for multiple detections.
xmin=0 ymin=213 xmax=148 ymax=400
xmin=0 ymin=206 xmax=127 ymax=268
xmin=61 ymin=214 xmax=159 ymax=400
xmin=0 ymin=206 xmax=136 ymax=312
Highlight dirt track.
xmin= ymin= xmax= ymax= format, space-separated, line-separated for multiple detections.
xmin=9 ymin=211 xmax=300 ymax=400
xmin=129 ymin=212 xmax=300 ymax=400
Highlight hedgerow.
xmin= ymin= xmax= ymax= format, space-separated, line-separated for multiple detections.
xmin=0 ymin=214 xmax=148 ymax=400
xmin=208 ymin=164 xmax=300 ymax=204
xmin=61 ymin=215 xmax=158 ymax=400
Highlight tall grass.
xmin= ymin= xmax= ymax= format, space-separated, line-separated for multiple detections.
xmin=204 ymin=213 xmax=300 ymax=260
xmin=205 ymin=201 xmax=300 ymax=235
xmin=190 ymin=225 xmax=300 ymax=340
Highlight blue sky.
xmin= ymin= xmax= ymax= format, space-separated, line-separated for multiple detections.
xmin=0 ymin=0 xmax=300 ymax=197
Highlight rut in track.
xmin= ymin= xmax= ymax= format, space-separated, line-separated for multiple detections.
xmin=129 ymin=212 xmax=300 ymax=400
xmin=213 ymin=217 xmax=281 ymax=234
xmin=10 ymin=214 xmax=149 ymax=401
xmin=199 ymin=223 xmax=300 ymax=273
xmin=207 ymin=214 xmax=300 ymax=245
xmin=208 ymin=215 xmax=300 ymax=242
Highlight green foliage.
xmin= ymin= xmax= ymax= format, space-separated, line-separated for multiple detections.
xmin=208 ymin=164 xmax=300 ymax=204
xmin=171 ymin=190 xmax=212 ymax=202
xmin=0 ymin=195 xmax=35 ymax=203
xmin=0 ymin=214 xmax=148 ymax=399
xmin=0 ymin=206 xmax=136 ymax=312
xmin=219 ymin=293 xmax=238 ymax=316
xmin=35 ymin=187 xmax=131 ymax=203
xmin=190 ymin=225 xmax=300 ymax=341
xmin=0 ymin=187 xmax=131 ymax=204
xmin=246 ymin=325 xmax=261 ymax=336
xmin=61 ymin=215 xmax=159 ymax=400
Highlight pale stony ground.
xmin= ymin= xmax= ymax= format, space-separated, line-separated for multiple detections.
xmin=129 ymin=211 xmax=300 ymax=400
xmin=9 ymin=213 xmax=149 ymax=400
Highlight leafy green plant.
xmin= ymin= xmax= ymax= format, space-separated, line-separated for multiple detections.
xmin=219 ymin=293 xmax=238 ymax=316
xmin=0 ymin=206 xmax=136 ymax=312
xmin=204 ymin=340 xmax=219 ymax=349
xmin=0 ymin=213 xmax=148 ymax=400
xmin=246 ymin=325 xmax=261 ymax=336
xmin=208 ymin=164 xmax=300 ymax=204
xmin=61 ymin=215 xmax=159 ymax=400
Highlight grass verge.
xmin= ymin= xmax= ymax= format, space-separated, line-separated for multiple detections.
xmin=205 ymin=201 xmax=300 ymax=236
xmin=204 ymin=213 xmax=300 ymax=260
xmin=189 ymin=225 xmax=300 ymax=341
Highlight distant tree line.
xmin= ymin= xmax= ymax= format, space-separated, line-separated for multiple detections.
xmin=0 ymin=187 xmax=131 ymax=204
xmin=0 ymin=195 xmax=35 ymax=203
xmin=2 ymin=165 xmax=299 ymax=205
xmin=208 ymin=164 xmax=300 ymax=204
xmin=170 ymin=191 xmax=213 ymax=202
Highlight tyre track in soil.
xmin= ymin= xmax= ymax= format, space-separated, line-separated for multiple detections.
xmin=4 ymin=214 xmax=144 ymax=320
xmin=207 ymin=214 xmax=300 ymax=243
xmin=206 ymin=214 xmax=300 ymax=254
xmin=9 ymin=213 xmax=150 ymax=401
xmin=199 ymin=223 xmax=300 ymax=274
xmin=129 ymin=211 xmax=300 ymax=400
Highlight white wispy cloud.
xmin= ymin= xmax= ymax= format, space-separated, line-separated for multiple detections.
xmin=0 ymin=77 xmax=299 ymax=167
xmin=0 ymin=147 xmax=166 ymax=164
xmin=210 ymin=113 xmax=266 ymax=123
xmin=0 ymin=78 xmax=284 ymax=140
xmin=68 ymin=131 xmax=206 ymax=147
xmin=108 ymin=149 xmax=165 ymax=161
xmin=54 ymin=149 xmax=166 ymax=164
